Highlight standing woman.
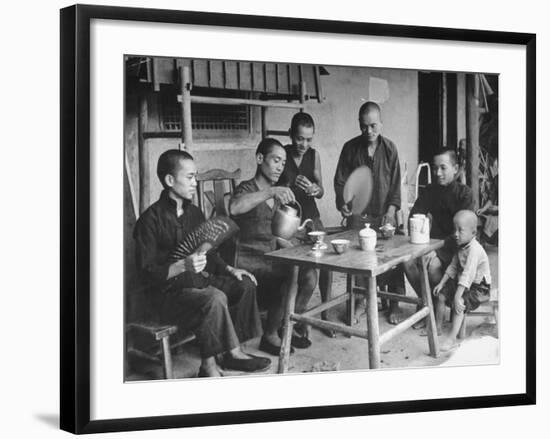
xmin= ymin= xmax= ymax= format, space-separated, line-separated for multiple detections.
xmin=279 ymin=112 xmax=335 ymax=337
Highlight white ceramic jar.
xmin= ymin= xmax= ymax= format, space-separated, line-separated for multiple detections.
xmin=409 ymin=214 xmax=430 ymax=244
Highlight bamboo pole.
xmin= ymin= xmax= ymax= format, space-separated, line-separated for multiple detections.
xmin=466 ymin=74 xmax=480 ymax=210
xmin=179 ymin=66 xmax=193 ymax=151
xmin=138 ymin=95 xmax=149 ymax=213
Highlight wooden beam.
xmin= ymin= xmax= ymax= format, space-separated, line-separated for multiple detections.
xmin=179 ymin=66 xmax=193 ymax=151
xmin=466 ymin=74 xmax=480 ymax=210
xmin=178 ymin=94 xmax=305 ymax=109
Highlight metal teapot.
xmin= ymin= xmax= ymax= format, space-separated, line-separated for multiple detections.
xmin=272 ymin=201 xmax=313 ymax=240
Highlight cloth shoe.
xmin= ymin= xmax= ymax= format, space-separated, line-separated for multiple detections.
xmin=220 ymin=353 xmax=271 ymax=372
xmin=259 ymin=336 xmax=294 ymax=356
xmin=277 ymin=328 xmax=312 ymax=349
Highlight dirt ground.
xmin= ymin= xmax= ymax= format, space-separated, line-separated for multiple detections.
xmin=127 ymin=243 xmax=498 ymax=381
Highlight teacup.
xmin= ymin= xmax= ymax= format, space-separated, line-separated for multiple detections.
xmin=331 ymin=239 xmax=350 ymax=254
xmin=380 ymin=224 xmax=396 ymax=239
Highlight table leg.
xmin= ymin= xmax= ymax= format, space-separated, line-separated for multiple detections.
xmin=366 ymin=276 xmax=381 ymax=368
xmin=278 ymin=264 xmax=299 ymax=373
xmin=417 ymin=255 xmax=440 ymax=357
xmin=346 ymin=274 xmax=354 ymax=326
xmin=320 ymin=270 xmax=333 ymax=322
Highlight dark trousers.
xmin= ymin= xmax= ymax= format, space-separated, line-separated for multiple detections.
xmin=159 ymin=275 xmax=262 ymax=359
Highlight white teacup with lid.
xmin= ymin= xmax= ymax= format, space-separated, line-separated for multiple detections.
xmin=359 ymin=223 xmax=377 ymax=251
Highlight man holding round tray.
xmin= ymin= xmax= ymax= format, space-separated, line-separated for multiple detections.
xmin=333 ymin=101 xmax=406 ymax=324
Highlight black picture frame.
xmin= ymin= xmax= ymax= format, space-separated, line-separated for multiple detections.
xmin=60 ymin=4 xmax=536 ymax=434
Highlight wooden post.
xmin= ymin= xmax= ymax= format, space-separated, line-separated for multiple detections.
xmin=300 ymin=80 xmax=307 ymax=105
xmin=466 ymin=73 xmax=480 ymax=210
xmin=179 ymin=66 xmax=193 ymax=151
xmin=441 ymin=73 xmax=447 ymax=147
xmin=138 ymin=95 xmax=150 ymax=213
xmin=366 ymin=276 xmax=380 ymax=368
xmin=261 ymin=107 xmax=268 ymax=138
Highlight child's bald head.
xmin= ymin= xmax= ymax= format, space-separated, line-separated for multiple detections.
xmin=453 ymin=210 xmax=478 ymax=245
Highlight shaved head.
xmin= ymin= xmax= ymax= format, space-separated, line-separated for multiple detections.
xmin=454 ymin=210 xmax=477 ymax=231
xmin=358 ymin=101 xmax=381 ymax=119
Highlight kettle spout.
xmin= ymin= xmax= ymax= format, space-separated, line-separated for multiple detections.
xmin=298 ymin=218 xmax=313 ymax=231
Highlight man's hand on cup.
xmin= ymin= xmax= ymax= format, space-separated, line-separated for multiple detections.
xmin=295 ymin=175 xmax=313 ymax=193
xmin=271 ymin=186 xmax=296 ymax=205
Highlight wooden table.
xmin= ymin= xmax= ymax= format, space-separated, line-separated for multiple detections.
xmin=265 ymin=230 xmax=444 ymax=373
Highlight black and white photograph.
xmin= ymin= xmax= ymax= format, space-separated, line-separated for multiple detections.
xmin=53 ymin=2 xmax=537 ymax=434
xmin=123 ymin=56 xmax=500 ymax=381
xmin=1 ymin=0 xmax=547 ymax=434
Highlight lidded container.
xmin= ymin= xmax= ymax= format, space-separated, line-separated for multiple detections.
xmin=359 ymin=223 xmax=377 ymax=251
xmin=409 ymin=214 xmax=430 ymax=244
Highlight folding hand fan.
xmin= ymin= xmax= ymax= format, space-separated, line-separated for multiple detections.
xmin=170 ymin=216 xmax=239 ymax=261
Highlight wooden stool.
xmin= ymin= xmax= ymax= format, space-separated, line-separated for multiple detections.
xmin=126 ymin=322 xmax=195 ymax=379
xmin=458 ymin=289 xmax=499 ymax=339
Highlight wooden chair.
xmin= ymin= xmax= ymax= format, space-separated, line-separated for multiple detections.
xmin=196 ymin=168 xmax=241 ymax=219
xmin=196 ymin=168 xmax=241 ymax=266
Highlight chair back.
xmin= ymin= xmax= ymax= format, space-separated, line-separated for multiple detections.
xmin=196 ymin=168 xmax=241 ymax=219
xmin=196 ymin=168 xmax=242 ymax=266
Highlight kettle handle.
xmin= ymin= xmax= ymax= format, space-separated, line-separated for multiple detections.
xmin=287 ymin=200 xmax=302 ymax=219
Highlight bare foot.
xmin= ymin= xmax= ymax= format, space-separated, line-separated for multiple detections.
xmin=412 ymin=319 xmax=427 ymax=330
xmin=387 ymin=304 xmax=405 ymax=325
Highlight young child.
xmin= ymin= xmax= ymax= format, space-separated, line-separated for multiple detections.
xmin=432 ymin=210 xmax=492 ymax=351
xmin=404 ymin=148 xmax=474 ymax=329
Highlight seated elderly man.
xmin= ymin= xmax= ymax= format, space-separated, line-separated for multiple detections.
xmin=133 ymin=149 xmax=270 ymax=377
xmin=230 ymin=138 xmax=317 ymax=356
